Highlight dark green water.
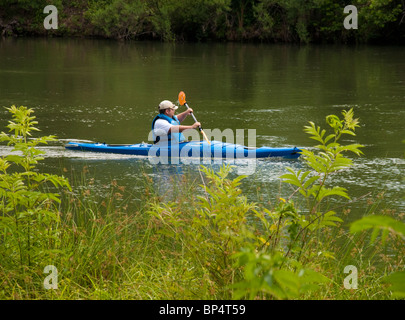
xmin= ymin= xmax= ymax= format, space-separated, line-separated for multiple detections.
xmin=0 ymin=38 xmax=404 ymax=219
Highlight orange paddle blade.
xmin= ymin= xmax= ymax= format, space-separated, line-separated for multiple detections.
xmin=178 ymin=91 xmax=186 ymax=106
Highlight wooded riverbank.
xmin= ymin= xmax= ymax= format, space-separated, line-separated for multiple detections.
xmin=1 ymin=0 xmax=404 ymax=44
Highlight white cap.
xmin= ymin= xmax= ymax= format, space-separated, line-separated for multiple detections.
xmin=158 ymin=100 xmax=178 ymax=111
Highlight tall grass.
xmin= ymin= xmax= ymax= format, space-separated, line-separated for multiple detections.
xmin=1 ymin=162 xmax=403 ymax=300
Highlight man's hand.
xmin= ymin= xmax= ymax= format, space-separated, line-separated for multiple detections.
xmin=192 ymin=122 xmax=201 ymax=129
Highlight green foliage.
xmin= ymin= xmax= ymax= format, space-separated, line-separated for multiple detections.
xmin=315 ymin=0 xmax=347 ymax=42
xmin=85 ymin=0 xmax=232 ymax=41
xmin=383 ymin=271 xmax=405 ymax=299
xmin=227 ymin=108 xmax=362 ymax=298
xmin=147 ymin=164 xmax=258 ymax=297
xmin=272 ymin=110 xmax=363 ymax=274
xmin=223 ymin=109 xmax=365 ymax=300
xmin=0 ymin=106 xmax=71 ymax=271
xmin=350 ymin=215 xmax=405 ymax=298
xmin=355 ymin=0 xmax=403 ymax=42
xmin=147 ymin=164 xmax=333 ymax=299
xmin=348 ymin=138 xmax=405 ymax=299
xmin=281 ymin=108 xmax=363 ymax=216
xmin=350 ymin=215 xmax=405 ymax=244
xmin=86 ymin=0 xmax=158 ymax=40
xmin=233 ymin=247 xmax=329 ymax=299
xmin=170 ymin=0 xmax=231 ymax=41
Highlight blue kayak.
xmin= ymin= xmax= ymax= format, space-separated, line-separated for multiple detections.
xmin=65 ymin=140 xmax=302 ymax=159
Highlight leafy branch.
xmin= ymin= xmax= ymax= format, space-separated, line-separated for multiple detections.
xmin=0 ymin=106 xmax=71 ymax=270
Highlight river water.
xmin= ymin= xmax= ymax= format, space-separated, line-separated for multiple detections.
xmin=0 ymin=38 xmax=404 ymax=220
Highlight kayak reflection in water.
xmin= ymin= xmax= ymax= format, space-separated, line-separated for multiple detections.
xmin=151 ymin=100 xmax=201 ymax=145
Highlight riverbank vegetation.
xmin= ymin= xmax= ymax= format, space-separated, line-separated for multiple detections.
xmin=1 ymin=0 xmax=404 ymax=44
xmin=0 ymin=105 xmax=404 ymax=299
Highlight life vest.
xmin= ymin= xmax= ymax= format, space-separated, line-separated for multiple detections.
xmin=151 ymin=114 xmax=186 ymax=144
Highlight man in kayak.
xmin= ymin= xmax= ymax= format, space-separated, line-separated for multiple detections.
xmin=152 ymin=100 xmax=201 ymax=144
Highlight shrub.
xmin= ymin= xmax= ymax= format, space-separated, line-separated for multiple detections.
xmin=0 ymin=106 xmax=71 ymax=291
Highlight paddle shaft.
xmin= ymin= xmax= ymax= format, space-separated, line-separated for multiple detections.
xmin=184 ymin=102 xmax=200 ymax=128
xmin=184 ymin=102 xmax=210 ymax=144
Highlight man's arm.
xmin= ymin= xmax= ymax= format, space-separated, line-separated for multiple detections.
xmin=176 ymin=108 xmax=194 ymax=123
xmin=168 ymin=122 xmax=201 ymax=133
